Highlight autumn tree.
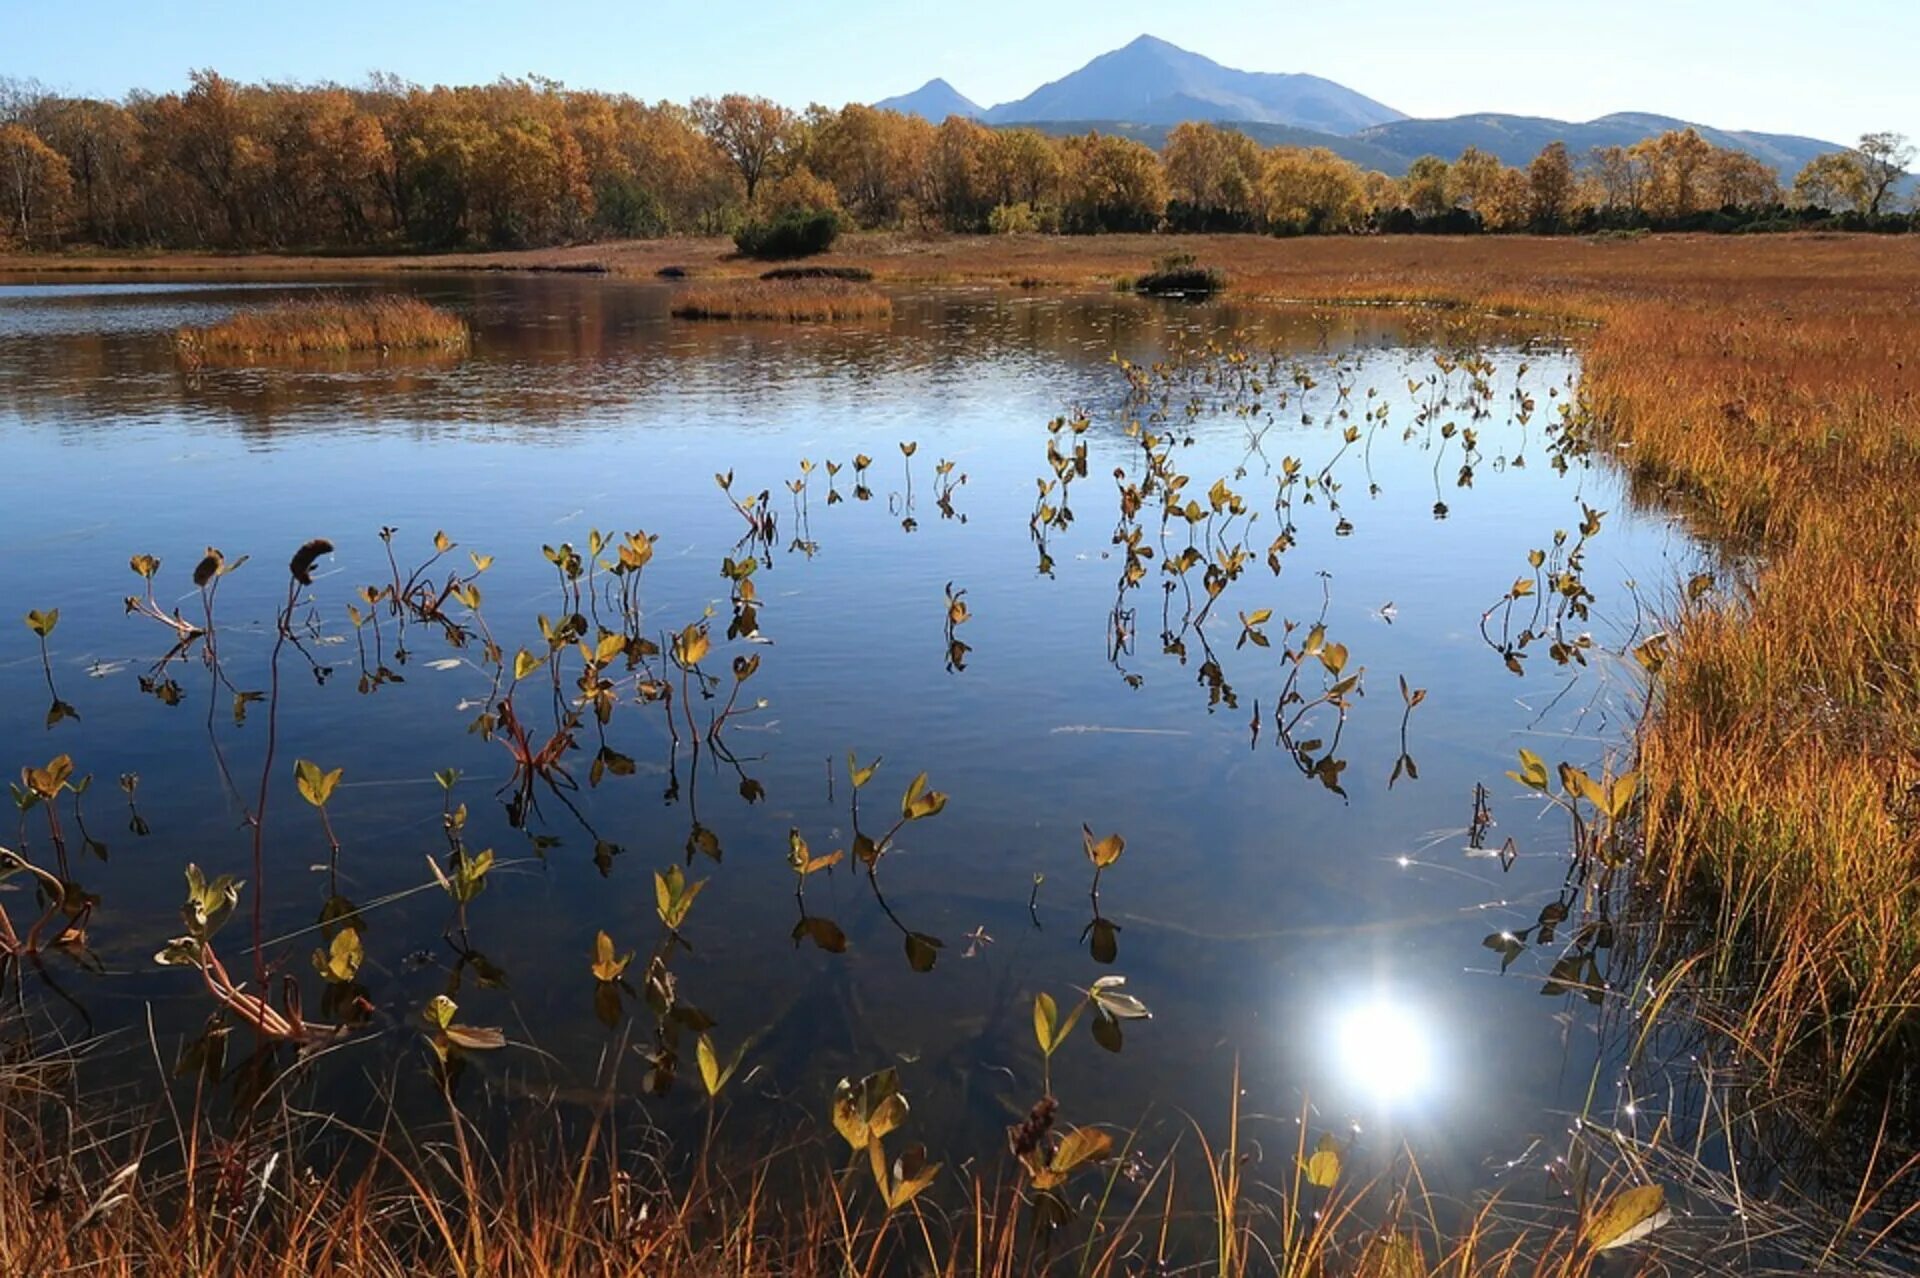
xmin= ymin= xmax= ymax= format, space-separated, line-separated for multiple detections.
xmin=1700 ymin=147 xmax=1780 ymax=209
xmin=1401 ymin=154 xmax=1451 ymax=218
xmin=692 ymin=93 xmax=795 ymax=204
xmin=1258 ymin=146 xmax=1365 ymax=233
xmin=0 ymin=122 xmax=73 ymax=246
xmin=980 ymin=127 xmax=1061 ymax=209
xmin=1854 ymin=132 xmax=1914 ymax=216
xmin=1633 ymin=128 xmax=1713 ymax=218
xmin=1447 ymin=146 xmax=1504 ymax=220
xmin=1058 ymin=132 xmax=1165 ymax=232
xmin=1586 ymin=145 xmax=1646 ymax=216
xmin=1161 ymin=121 xmax=1263 ymax=228
xmin=924 ymin=115 xmax=995 ymax=230
xmin=1794 ymin=151 xmax=1869 ymax=211
xmin=1526 ymin=141 xmax=1575 ymax=229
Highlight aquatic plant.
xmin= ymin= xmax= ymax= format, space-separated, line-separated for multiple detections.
xmin=175 ymin=295 xmax=469 ymax=363
xmin=671 ymin=279 xmax=889 ymax=322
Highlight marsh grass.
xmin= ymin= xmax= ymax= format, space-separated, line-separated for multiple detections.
xmin=671 ymin=279 xmax=893 ymax=322
xmin=175 ymin=295 xmax=470 ymax=365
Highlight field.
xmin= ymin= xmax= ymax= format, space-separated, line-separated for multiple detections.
xmin=4 ymin=230 xmax=1919 ymax=1273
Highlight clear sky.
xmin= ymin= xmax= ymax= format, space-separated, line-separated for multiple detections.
xmin=5 ymin=0 xmax=1914 ymax=146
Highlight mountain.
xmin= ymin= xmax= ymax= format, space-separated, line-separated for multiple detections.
xmin=1356 ymin=112 xmax=1846 ymax=176
xmin=971 ymin=35 xmax=1402 ymax=135
xmin=873 ymin=78 xmax=982 ymax=122
xmin=872 ymin=36 xmax=1867 ymax=182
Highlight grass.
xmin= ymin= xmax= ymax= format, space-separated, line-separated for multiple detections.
xmin=670 ymin=279 xmax=892 ymax=322
xmin=10 ymin=1025 xmax=1915 ymax=1278
xmin=174 ymin=295 xmax=470 ymax=364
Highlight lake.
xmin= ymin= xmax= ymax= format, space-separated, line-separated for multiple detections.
xmin=0 ymin=274 xmax=1708 ymax=1234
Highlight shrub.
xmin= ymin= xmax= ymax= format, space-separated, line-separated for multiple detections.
xmin=1132 ymin=253 xmax=1224 ymax=297
xmin=733 ymin=208 xmax=840 ymax=260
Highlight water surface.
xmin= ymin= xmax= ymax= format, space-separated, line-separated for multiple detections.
xmin=0 ymin=275 xmax=1701 ymax=1208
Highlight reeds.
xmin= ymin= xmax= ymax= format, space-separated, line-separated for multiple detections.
xmin=175 ymin=295 xmax=470 ymax=364
xmin=670 ymin=279 xmax=892 ymax=322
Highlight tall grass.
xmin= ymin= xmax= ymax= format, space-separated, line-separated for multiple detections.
xmin=175 ymin=295 xmax=470 ymax=364
xmin=670 ymin=279 xmax=892 ymax=322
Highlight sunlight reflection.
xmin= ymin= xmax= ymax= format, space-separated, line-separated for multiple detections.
xmin=1331 ymin=995 xmax=1437 ymax=1106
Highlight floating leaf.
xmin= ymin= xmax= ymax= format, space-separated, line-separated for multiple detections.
xmin=1585 ymin=1183 xmax=1671 ymax=1252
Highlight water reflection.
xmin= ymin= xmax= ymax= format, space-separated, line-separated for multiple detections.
xmin=0 ymin=274 xmax=1703 ymax=1218
xmin=1328 ymin=992 xmax=1439 ymax=1109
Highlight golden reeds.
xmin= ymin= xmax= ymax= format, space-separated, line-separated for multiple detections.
xmin=175 ymin=295 xmax=470 ymax=363
xmin=670 ymin=278 xmax=892 ymax=322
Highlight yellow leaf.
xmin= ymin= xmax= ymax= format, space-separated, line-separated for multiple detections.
xmin=1584 ymin=1183 xmax=1670 ymax=1252
xmin=1049 ymin=1126 xmax=1113 ymax=1174
xmin=513 ymin=649 xmax=544 ymax=680
xmin=675 ymin=623 xmax=710 ymax=667
xmin=1304 ymin=1133 xmax=1342 ymax=1188
xmin=1082 ymin=824 xmax=1125 ymax=869
xmin=1033 ymin=991 xmax=1057 ymax=1055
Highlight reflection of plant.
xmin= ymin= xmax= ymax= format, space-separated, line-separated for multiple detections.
xmin=845 ymin=755 xmax=948 ymax=971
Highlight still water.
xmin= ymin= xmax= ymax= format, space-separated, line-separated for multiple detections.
xmin=0 ymin=275 xmax=1699 ymax=1206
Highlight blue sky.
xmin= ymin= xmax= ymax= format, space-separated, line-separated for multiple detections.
xmin=5 ymin=0 xmax=1914 ymax=146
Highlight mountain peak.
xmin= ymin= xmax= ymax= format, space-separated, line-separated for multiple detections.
xmin=979 ymin=36 xmax=1402 ymax=134
xmin=872 ymin=77 xmax=983 ymax=122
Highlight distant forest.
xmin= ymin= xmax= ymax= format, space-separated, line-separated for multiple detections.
xmin=0 ymin=73 xmax=1912 ymax=251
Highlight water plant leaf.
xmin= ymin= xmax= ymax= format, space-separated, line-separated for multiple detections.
xmin=1082 ymin=825 xmax=1125 ymax=868
xmin=590 ymin=929 xmax=632 ymax=982
xmin=847 ymin=752 xmax=881 ymax=789
xmin=513 ymin=649 xmax=544 ymax=680
xmin=1305 ymin=1133 xmax=1342 ymax=1187
xmin=1050 ymin=1126 xmax=1112 ymax=1175
xmin=901 ymin=772 xmax=948 ymax=821
xmin=674 ymin=623 xmax=710 ymax=667
xmin=424 ymin=994 xmax=458 ymax=1031
xmin=1507 ymin=748 xmax=1549 ymax=791
xmin=443 ymin=1024 xmax=507 ymax=1051
xmin=1088 ymin=975 xmax=1151 ymax=1021
xmin=312 ymin=927 xmax=363 ymax=983
xmin=293 ymin=759 xmax=342 ymax=808
xmin=832 ymin=1069 xmax=908 ymax=1150
xmin=793 ymin=915 xmax=848 ymax=952
xmin=904 ymin=931 xmax=943 ymax=972
xmin=1584 ymin=1183 xmax=1671 ymax=1252
xmin=655 ymin=865 xmax=706 ymax=930
xmin=25 ymin=608 xmax=58 ymax=638
xmin=696 ymin=1032 xmax=748 ymax=1097
xmin=1089 ymin=917 xmax=1119 ymax=964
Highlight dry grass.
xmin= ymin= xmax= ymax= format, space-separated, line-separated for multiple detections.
xmin=670 ymin=278 xmax=892 ymax=322
xmin=174 ymin=295 xmax=470 ymax=364
xmin=13 ymin=1035 xmax=1907 ymax=1278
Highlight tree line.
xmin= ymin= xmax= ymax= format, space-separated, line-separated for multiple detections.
xmin=0 ymin=72 xmax=1912 ymax=250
